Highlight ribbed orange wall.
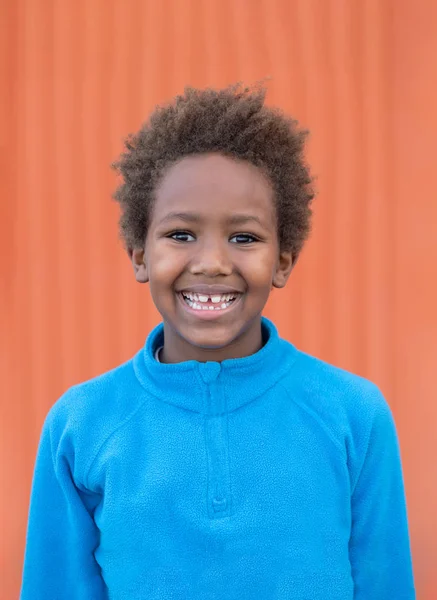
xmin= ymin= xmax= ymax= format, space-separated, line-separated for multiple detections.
xmin=1 ymin=1 xmax=436 ymax=597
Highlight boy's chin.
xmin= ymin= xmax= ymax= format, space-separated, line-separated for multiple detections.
xmin=162 ymin=311 xmax=264 ymax=358
xmin=173 ymin=320 xmax=249 ymax=352
xmin=181 ymin=328 xmax=238 ymax=351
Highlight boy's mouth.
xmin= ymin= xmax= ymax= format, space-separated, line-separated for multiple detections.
xmin=177 ymin=291 xmax=242 ymax=317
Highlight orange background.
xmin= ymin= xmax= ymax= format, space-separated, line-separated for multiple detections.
xmin=1 ymin=1 xmax=436 ymax=598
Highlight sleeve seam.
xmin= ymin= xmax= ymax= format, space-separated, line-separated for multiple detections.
xmin=84 ymin=389 xmax=150 ymax=489
xmin=350 ymin=399 xmax=381 ymax=495
xmin=278 ymin=381 xmax=345 ymax=459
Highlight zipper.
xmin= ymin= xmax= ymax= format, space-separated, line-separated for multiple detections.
xmin=199 ymin=363 xmax=233 ymax=519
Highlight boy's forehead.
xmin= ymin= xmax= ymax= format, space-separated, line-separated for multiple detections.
xmin=153 ymin=154 xmax=275 ymax=220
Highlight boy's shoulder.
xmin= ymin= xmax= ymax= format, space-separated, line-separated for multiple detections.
xmin=279 ymin=344 xmax=393 ymax=448
xmin=287 ymin=346 xmax=385 ymax=401
xmin=47 ymin=355 xmax=141 ymax=427
xmin=42 ymin=353 xmax=146 ymax=475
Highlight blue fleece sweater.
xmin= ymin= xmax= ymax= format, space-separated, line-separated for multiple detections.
xmin=21 ymin=317 xmax=415 ymax=599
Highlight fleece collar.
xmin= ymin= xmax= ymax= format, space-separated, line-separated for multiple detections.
xmin=133 ymin=317 xmax=298 ymax=415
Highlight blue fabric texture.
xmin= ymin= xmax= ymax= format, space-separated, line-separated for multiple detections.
xmin=21 ymin=317 xmax=415 ymax=599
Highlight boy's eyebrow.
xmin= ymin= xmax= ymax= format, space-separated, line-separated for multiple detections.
xmin=158 ymin=212 xmax=265 ymax=226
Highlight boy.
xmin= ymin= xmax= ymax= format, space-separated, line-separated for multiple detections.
xmin=21 ymin=84 xmax=415 ymax=599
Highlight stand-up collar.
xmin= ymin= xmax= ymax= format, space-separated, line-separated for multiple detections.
xmin=133 ymin=317 xmax=298 ymax=415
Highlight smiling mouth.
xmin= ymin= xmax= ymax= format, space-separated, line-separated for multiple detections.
xmin=178 ymin=291 xmax=240 ymax=311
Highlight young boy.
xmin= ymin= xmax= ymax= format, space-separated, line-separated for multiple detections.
xmin=21 ymin=85 xmax=415 ymax=599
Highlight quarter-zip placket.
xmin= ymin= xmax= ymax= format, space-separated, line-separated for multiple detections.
xmin=199 ymin=363 xmax=233 ymax=519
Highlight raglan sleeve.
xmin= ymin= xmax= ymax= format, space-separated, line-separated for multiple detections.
xmin=348 ymin=387 xmax=416 ymax=599
xmin=20 ymin=405 xmax=108 ymax=600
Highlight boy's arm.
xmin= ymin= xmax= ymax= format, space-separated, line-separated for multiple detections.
xmin=20 ymin=410 xmax=108 ymax=599
xmin=349 ymin=392 xmax=415 ymax=599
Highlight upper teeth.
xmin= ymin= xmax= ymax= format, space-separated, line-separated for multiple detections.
xmin=182 ymin=292 xmax=236 ymax=303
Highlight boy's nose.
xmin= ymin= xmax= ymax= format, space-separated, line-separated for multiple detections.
xmin=189 ymin=241 xmax=233 ymax=277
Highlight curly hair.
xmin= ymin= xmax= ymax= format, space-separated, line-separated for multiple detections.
xmin=112 ymin=83 xmax=314 ymax=255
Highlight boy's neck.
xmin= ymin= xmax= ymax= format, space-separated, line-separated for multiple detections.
xmin=160 ymin=318 xmax=265 ymax=364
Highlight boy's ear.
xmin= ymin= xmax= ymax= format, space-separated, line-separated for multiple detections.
xmin=128 ymin=247 xmax=149 ymax=283
xmin=272 ymin=250 xmax=297 ymax=289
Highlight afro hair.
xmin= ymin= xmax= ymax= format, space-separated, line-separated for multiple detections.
xmin=112 ymin=83 xmax=314 ymax=256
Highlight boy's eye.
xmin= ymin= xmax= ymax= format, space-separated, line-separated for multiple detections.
xmin=230 ymin=234 xmax=258 ymax=244
xmin=168 ymin=231 xmax=195 ymax=242
xmin=167 ymin=232 xmax=259 ymax=244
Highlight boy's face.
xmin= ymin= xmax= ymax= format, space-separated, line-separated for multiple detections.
xmin=131 ymin=153 xmax=295 ymax=362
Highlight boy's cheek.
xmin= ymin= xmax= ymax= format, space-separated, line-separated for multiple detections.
xmin=147 ymin=255 xmax=183 ymax=282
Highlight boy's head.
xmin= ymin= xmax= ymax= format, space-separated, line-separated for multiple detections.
xmin=112 ymin=84 xmax=314 ymax=361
